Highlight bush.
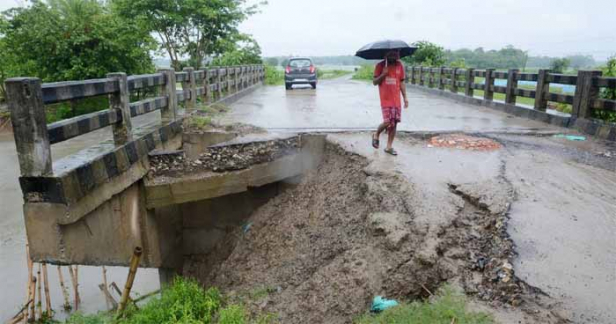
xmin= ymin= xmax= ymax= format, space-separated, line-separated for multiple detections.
xmin=352 ymin=65 xmax=375 ymax=81
xmin=122 ymin=277 xmax=221 ymax=324
xmin=264 ymin=65 xmax=283 ymax=85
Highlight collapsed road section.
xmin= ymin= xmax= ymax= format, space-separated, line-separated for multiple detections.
xmin=141 ymin=130 xmax=569 ymax=323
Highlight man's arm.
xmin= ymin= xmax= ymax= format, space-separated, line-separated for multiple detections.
xmin=400 ymin=81 xmax=409 ymax=108
xmin=373 ymin=65 xmax=388 ymax=86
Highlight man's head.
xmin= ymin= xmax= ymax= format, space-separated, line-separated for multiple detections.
xmin=385 ymin=51 xmax=400 ymax=64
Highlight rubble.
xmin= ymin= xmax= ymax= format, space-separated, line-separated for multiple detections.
xmin=148 ymin=138 xmax=300 ymax=178
xmin=428 ymin=134 xmax=502 ymax=151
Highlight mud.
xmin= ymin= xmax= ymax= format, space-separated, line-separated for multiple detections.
xmin=184 ymin=141 xmax=566 ymax=323
xmin=148 ymin=137 xmax=300 ymax=177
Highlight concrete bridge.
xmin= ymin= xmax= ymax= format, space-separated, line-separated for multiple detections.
xmin=4 ymin=64 xmax=616 ymax=322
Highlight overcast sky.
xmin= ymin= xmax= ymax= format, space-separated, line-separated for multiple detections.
xmin=240 ymin=0 xmax=616 ymax=60
xmin=0 ymin=0 xmax=613 ymax=60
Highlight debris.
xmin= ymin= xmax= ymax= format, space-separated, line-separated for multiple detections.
xmin=242 ymin=222 xmax=253 ymax=233
xmin=370 ymin=296 xmax=399 ymax=313
xmin=553 ymin=134 xmax=586 ymax=141
xmin=148 ymin=138 xmax=300 ymax=178
xmin=475 ymin=257 xmax=487 ymax=271
xmin=429 ymin=134 xmax=501 ymax=151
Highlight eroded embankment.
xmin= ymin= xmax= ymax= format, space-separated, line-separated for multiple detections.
xmin=183 ymin=140 xmax=567 ymax=323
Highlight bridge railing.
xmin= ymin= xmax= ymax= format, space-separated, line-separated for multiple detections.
xmin=407 ymin=66 xmax=616 ymax=122
xmin=5 ymin=65 xmax=264 ymax=206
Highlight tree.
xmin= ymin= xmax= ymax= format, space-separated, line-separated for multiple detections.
xmin=210 ymin=36 xmax=262 ymax=66
xmin=113 ymin=0 xmax=262 ymax=70
xmin=567 ymin=55 xmax=596 ymax=69
xmin=550 ymin=58 xmax=571 ymax=74
xmin=0 ymin=0 xmax=155 ymax=83
xmin=403 ymin=41 xmax=446 ymax=67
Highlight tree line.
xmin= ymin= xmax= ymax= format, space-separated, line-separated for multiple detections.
xmin=0 ymin=0 xmax=264 ymax=103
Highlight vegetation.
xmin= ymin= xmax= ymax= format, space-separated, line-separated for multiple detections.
xmin=595 ymin=55 xmax=616 ymax=122
xmin=356 ymin=286 xmax=493 ymax=324
xmin=352 ymin=65 xmax=375 ymax=81
xmin=0 ymin=0 xmax=155 ymax=99
xmin=113 ymin=0 xmax=262 ymax=70
xmin=403 ymin=41 xmax=447 ymax=67
xmin=550 ymin=58 xmax=571 ymax=74
xmin=56 ymin=277 xmax=277 ymax=324
xmin=264 ymin=65 xmax=284 ymax=85
xmin=317 ymin=69 xmax=352 ymax=80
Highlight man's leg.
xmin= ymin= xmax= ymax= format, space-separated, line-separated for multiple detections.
xmin=386 ymin=123 xmax=397 ymax=150
xmin=376 ymin=121 xmax=390 ymax=138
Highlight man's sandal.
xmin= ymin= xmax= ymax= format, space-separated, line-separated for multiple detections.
xmin=384 ymin=148 xmax=398 ymax=156
xmin=372 ymin=134 xmax=379 ymax=149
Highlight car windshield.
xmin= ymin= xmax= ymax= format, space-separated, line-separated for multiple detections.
xmin=289 ymin=59 xmax=311 ymax=68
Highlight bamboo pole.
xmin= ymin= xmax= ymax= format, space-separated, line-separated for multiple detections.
xmin=36 ymin=264 xmax=42 ymax=319
xmin=110 ymin=282 xmax=122 ymax=298
xmin=23 ymin=244 xmax=33 ymax=323
xmin=99 ymin=284 xmax=119 ymax=310
xmin=102 ymin=266 xmax=111 ymax=310
xmin=42 ymin=263 xmax=52 ymax=316
xmin=116 ymin=247 xmax=143 ymax=315
xmin=69 ymin=265 xmax=81 ymax=310
xmin=9 ymin=313 xmax=25 ymax=324
xmin=11 ymin=299 xmax=32 ymax=324
xmin=57 ymin=266 xmax=71 ymax=310
xmin=28 ymin=276 xmax=36 ymax=322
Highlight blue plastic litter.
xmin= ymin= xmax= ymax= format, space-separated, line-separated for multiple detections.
xmin=553 ymin=134 xmax=586 ymax=141
xmin=370 ymin=296 xmax=399 ymax=313
xmin=242 ymin=222 xmax=252 ymax=233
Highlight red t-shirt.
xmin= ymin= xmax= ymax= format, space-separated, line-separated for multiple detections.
xmin=374 ymin=60 xmax=405 ymax=108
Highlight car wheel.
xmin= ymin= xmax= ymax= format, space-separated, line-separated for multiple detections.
xmin=310 ymin=82 xmax=317 ymax=89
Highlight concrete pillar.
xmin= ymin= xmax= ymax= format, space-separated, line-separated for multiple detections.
xmin=465 ymin=68 xmax=475 ymax=97
xmin=5 ymin=77 xmax=52 ymax=176
xmin=534 ymin=69 xmax=551 ymax=111
xmin=107 ymin=72 xmax=133 ymax=145
xmin=438 ymin=67 xmax=445 ymax=90
xmin=450 ymin=68 xmax=459 ymax=93
xmin=484 ymin=69 xmax=495 ymax=101
xmin=182 ymin=67 xmax=197 ymax=111
xmin=505 ymin=69 xmax=519 ymax=105
xmin=158 ymin=68 xmax=178 ymax=122
xmin=572 ymin=70 xmax=603 ymax=118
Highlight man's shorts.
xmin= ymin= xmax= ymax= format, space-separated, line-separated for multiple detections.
xmin=382 ymin=106 xmax=401 ymax=126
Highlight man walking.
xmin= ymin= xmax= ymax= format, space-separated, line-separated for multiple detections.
xmin=372 ymin=50 xmax=408 ymax=156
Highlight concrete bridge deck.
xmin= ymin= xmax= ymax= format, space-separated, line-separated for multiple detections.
xmin=2 ymin=74 xmax=615 ymax=322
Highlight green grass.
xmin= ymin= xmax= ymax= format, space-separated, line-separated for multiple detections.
xmin=317 ymin=69 xmax=352 ymax=80
xmin=57 ymin=277 xmax=278 ymax=324
xmin=264 ymin=65 xmax=284 ymax=85
xmin=352 ymin=65 xmax=375 ymax=81
xmin=188 ymin=116 xmax=213 ymax=129
xmin=356 ymin=286 xmax=494 ymax=324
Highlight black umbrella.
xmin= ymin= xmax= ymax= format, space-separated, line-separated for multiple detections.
xmin=355 ymin=40 xmax=417 ymax=60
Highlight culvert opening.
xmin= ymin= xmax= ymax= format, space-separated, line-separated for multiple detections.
xmin=145 ymin=135 xmax=555 ymax=323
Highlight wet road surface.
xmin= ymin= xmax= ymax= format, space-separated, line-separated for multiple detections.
xmin=223 ymin=77 xmax=616 ymax=323
xmin=221 ymin=76 xmax=560 ymax=134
